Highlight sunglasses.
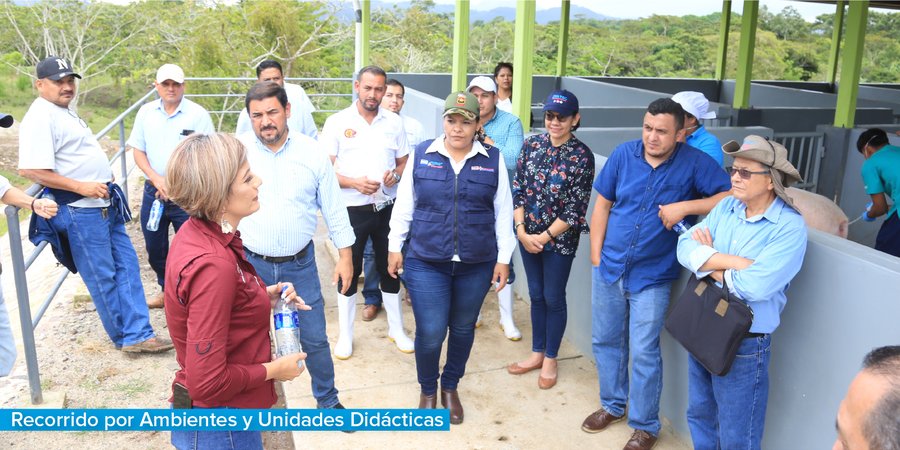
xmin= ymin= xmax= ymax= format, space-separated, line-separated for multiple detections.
xmin=544 ymin=112 xmax=571 ymax=123
xmin=727 ymin=167 xmax=770 ymax=180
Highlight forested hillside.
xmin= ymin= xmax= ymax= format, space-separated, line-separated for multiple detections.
xmin=2 ymin=0 xmax=898 ymax=125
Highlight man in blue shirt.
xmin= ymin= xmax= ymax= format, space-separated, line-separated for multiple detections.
xmin=856 ymin=128 xmax=900 ymax=257
xmin=237 ymin=82 xmax=356 ymax=411
xmin=672 ymin=91 xmax=723 ymax=167
xmin=676 ymin=135 xmax=807 ymax=449
xmin=581 ymin=98 xmax=731 ymax=450
xmin=467 ymin=75 xmax=524 ymax=339
xmin=128 ymin=63 xmax=214 ymax=308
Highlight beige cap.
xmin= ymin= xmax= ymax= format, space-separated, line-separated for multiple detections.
xmin=723 ymin=135 xmax=803 ymax=209
xmin=156 ymin=64 xmax=185 ymax=84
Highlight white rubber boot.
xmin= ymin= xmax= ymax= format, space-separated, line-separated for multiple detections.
xmin=334 ymin=293 xmax=356 ymax=359
xmin=497 ymin=285 xmax=522 ymax=341
xmin=475 ymin=312 xmax=483 ymax=328
xmin=382 ymin=291 xmax=415 ymax=353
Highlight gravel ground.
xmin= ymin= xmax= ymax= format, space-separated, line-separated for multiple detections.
xmin=0 ymin=133 xmax=293 ymax=449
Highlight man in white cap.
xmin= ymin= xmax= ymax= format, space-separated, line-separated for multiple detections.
xmin=672 ymin=91 xmax=723 ymax=167
xmin=19 ymin=56 xmax=172 ymax=354
xmin=467 ymin=75 xmax=524 ymax=340
xmin=127 ymin=63 xmax=214 ymax=308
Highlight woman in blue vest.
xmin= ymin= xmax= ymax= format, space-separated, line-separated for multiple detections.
xmin=388 ymin=91 xmax=516 ymax=425
xmin=505 ymin=90 xmax=595 ymax=389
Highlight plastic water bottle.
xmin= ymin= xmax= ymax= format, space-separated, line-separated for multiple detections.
xmin=146 ymin=199 xmax=164 ymax=232
xmin=273 ymin=286 xmax=304 ymax=368
xmin=673 ymin=220 xmax=690 ymax=234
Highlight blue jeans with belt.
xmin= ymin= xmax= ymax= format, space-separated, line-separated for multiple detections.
xmin=246 ymin=243 xmax=340 ymax=408
xmin=53 ymin=204 xmax=155 ymax=347
xmin=404 ymin=257 xmax=493 ymax=395
xmin=141 ymin=182 xmax=189 ymax=288
xmin=687 ymin=334 xmax=771 ymax=450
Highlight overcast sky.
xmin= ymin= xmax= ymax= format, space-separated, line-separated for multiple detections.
xmin=380 ymin=0 xmax=865 ymax=22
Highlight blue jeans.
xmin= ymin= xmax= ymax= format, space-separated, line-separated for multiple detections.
xmin=54 ymin=204 xmax=154 ymax=347
xmin=518 ymin=247 xmax=574 ymax=358
xmin=687 ymin=335 xmax=771 ymax=450
xmin=591 ymin=268 xmax=671 ymax=436
xmin=246 ymin=243 xmax=340 ymax=408
xmin=171 ymin=407 xmax=262 ymax=450
xmin=362 ymin=238 xmax=382 ymax=306
xmin=0 ymin=287 xmax=16 ymax=376
xmin=404 ymin=257 xmax=493 ymax=395
xmin=141 ymin=182 xmax=189 ymax=288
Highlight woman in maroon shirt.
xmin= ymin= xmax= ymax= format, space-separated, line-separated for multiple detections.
xmin=164 ymin=133 xmax=308 ymax=449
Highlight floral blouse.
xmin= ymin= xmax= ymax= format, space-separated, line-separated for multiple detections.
xmin=513 ymin=133 xmax=595 ymax=256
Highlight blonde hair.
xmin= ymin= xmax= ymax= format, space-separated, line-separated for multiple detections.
xmin=166 ymin=133 xmax=247 ymax=221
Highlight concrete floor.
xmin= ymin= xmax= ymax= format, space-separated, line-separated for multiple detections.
xmin=281 ymin=229 xmax=691 ymax=450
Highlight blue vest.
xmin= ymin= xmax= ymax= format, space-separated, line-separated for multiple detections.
xmin=407 ymin=140 xmax=500 ymax=263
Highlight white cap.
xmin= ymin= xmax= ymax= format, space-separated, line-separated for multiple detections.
xmin=466 ymin=76 xmax=497 ymax=94
xmin=156 ymin=64 xmax=185 ymax=84
xmin=671 ymin=91 xmax=716 ymax=120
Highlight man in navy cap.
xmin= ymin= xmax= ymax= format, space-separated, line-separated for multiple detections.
xmin=18 ymin=56 xmax=172 ymax=354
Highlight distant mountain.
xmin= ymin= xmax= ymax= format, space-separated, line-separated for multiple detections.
xmin=335 ymin=2 xmax=618 ymax=24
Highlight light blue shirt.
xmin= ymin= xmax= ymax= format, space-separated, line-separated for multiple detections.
xmin=676 ymin=195 xmax=808 ymax=334
xmin=483 ymin=109 xmax=524 ymax=170
xmin=236 ymin=131 xmax=355 ymax=257
xmin=685 ymin=125 xmax=723 ymax=167
xmin=127 ymin=98 xmax=214 ymax=176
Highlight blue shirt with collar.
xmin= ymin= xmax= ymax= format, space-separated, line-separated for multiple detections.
xmin=127 ymin=98 xmax=214 ymax=176
xmin=236 ymin=131 xmax=356 ymax=257
xmin=685 ymin=124 xmax=724 ymax=167
xmin=483 ymin=108 xmax=524 ymax=170
xmin=594 ymin=139 xmax=731 ymax=293
xmin=676 ymin=196 xmax=808 ymax=333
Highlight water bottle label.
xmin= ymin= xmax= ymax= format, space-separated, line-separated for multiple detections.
xmin=274 ymin=312 xmax=299 ymax=330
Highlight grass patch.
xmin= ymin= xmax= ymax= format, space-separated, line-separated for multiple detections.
xmin=115 ymin=380 xmax=152 ymax=398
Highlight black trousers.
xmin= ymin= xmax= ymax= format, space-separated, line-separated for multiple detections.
xmin=345 ymin=204 xmax=400 ymax=295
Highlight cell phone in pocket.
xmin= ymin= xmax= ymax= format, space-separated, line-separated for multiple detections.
xmin=173 ymin=382 xmax=192 ymax=409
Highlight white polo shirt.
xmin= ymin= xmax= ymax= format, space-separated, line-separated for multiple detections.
xmin=401 ymin=115 xmax=427 ymax=150
xmin=320 ymin=103 xmax=408 ymax=207
xmin=19 ymin=97 xmax=112 ymax=208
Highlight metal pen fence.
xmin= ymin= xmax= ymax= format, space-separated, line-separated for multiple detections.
xmin=6 ymin=77 xmax=353 ymax=404
xmin=772 ymin=132 xmax=826 ymax=192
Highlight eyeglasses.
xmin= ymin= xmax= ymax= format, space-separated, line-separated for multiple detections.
xmin=544 ymin=112 xmax=571 ymax=123
xmin=67 ymin=109 xmax=87 ymax=128
xmin=728 ymin=167 xmax=770 ymax=180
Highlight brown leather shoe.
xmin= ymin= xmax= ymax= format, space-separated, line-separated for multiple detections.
xmin=538 ymin=374 xmax=557 ymax=389
xmin=440 ymin=389 xmax=463 ymax=424
xmin=507 ymin=360 xmax=543 ymax=375
xmin=122 ymin=336 xmax=174 ymax=354
xmin=581 ymin=408 xmax=624 ymax=433
xmin=418 ymin=393 xmax=437 ymax=409
xmin=361 ymin=304 xmax=380 ymax=322
xmin=623 ymin=429 xmax=658 ymax=450
xmin=146 ymin=292 xmax=165 ymax=309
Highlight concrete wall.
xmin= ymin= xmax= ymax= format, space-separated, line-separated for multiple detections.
xmin=733 ymin=108 xmax=895 ymax=132
xmin=389 ymin=73 xmax=557 ymax=104
xmin=580 ymin=77 xmax=721 ymax=101
xmin=401 ymin=87 xmax=443 ymax=141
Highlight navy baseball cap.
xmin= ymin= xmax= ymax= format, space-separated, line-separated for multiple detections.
xmin=0 ymin=113 xmax=12 ymax=128
xmin=543 ymin=90 xmax=579 ymax=116
xmin=36 ymin=56 xmax=81 ymax=81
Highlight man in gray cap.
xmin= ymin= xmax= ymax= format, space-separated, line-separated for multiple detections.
xmin=18 ymin=56 xmax=173 ymax=354
xmin=675 ymin=135 xmax=807 ymax=449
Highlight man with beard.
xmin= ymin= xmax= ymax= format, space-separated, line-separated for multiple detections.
xmin=127 ymin=63 xmax=214 ymax=308
xmin=237 ymin=81 xmax=355 ymax=411
xmin=236 ymin=60 xmax=318 ymax=139
xmin=320 ymin=66 xmax=414 ymax=359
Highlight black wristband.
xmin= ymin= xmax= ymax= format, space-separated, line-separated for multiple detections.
xmin=545 ymin=229 xmax=554 ymax=239
xmin=30 ymin=198 xmax=37 ymax=212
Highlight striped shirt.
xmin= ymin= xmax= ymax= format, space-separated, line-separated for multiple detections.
xmin=237 ymin=131 xmax=355 ymax=257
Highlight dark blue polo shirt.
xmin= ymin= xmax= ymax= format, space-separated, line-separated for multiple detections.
xmin=594 ymin=140 xmax=731 ymax=293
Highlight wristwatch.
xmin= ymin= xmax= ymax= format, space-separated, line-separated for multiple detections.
xmin=391 ymin=171 xmax=401 ymax=182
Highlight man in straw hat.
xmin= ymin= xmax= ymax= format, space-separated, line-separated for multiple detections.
xmin=675 ymin=135 xmax=808 ymax=449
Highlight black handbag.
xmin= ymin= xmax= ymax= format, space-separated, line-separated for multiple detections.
xmin=664 ymin=275 xmax=753 ymax=376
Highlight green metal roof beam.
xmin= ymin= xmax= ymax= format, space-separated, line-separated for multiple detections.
xmin=451 ymin=1 xmax=470 ymax=92
xmin=714 ymin=1 xmax=731 ymax=80
xmin=556 ymin=0 xmax=571 ymax=77
xmin=361 ymin=1 xmax=370 ymax=68
xmin=512 ymin=0 xmax=536 ymax=132
xmin=834 ymin=1 xmax=868 ymax=128
xmin=826 ymin=1 xmax=845 ymax=85
xmin=733 ymin=0 xmax=758 ymax=109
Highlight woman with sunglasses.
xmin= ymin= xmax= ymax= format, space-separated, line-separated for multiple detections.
xmin=506 ymin=90 xmax=595 ymax=389
xmin=675 ymin=135 xmax=807 ymax=449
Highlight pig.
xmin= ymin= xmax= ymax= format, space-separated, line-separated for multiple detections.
xmin=785 ymin=187 xmax=849 ymax=238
